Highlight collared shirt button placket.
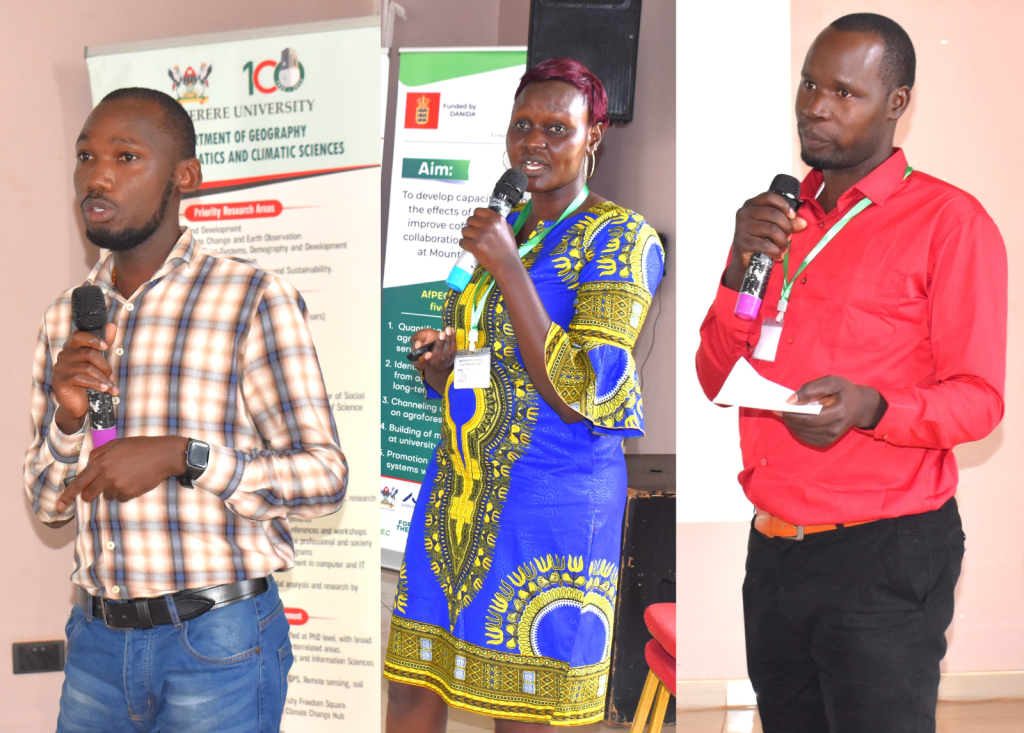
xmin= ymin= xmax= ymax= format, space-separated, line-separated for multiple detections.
xmin=24 ymin=228 xmax=348 ymax=597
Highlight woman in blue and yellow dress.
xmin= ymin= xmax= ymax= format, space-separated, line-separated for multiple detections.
xmin=384 ymin=58 xmax=665 ymax=731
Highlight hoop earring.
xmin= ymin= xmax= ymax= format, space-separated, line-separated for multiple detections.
xmin=586 ymin=150 xmax=596 ymax=179
xmin=502 ymin=150 xmax=511 ymax=169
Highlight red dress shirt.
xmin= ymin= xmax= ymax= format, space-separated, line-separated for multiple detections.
xmin=696 ymin=149 xmax=1006 ymax=525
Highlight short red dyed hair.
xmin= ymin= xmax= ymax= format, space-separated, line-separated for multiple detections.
xmin=514 ymin=58 xmax=610 ymax=127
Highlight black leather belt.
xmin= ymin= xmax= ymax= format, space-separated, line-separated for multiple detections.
xmin=78 ymin=577 xmax=269 ymax=630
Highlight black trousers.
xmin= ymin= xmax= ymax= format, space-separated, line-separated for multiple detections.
xmin=743 ymin=498 xmax=964 ymax=733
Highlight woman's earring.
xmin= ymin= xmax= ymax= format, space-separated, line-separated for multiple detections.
xmin=586 ymin=150 xmax=597 ymax=179
xmin=503 ymin=150 xmax=511 ymax=169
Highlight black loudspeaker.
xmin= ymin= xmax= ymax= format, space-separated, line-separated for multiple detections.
xmin=527 ymin=0 xmax=643 ymax=123
xmin=606 ymin=453 xmax=675 ymax=726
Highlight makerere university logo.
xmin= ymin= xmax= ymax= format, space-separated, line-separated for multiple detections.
xmin=381 ymin=485 xmax=399 ymax=509
xmin=405 ymin=92 xmax=440 ymax=129
xmin=168 ymin=63 xmax=212 ymax=104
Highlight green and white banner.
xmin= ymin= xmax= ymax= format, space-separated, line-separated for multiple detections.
xmin=87 ymin=18 xmax=380 ymax=732
xmin=380 ymin=48 xmax=526 ymax=566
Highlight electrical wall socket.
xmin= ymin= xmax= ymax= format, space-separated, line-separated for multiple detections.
xmin=12 ymin=641 xmax=65 ymax=674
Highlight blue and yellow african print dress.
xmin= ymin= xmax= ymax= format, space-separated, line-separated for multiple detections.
xmin=384 ymin=202 xmax=664 ymax=726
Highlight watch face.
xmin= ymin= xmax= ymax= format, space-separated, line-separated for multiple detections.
xmin=187 ymin=441 xmax=211 ymax=469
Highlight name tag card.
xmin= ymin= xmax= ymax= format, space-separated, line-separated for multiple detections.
xmin=453 ymin=350 xmax=491 ymax=389
xmin=752 ymin=318 xmax=783 ymax=362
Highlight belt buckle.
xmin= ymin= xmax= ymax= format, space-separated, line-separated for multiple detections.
xmin=98 ymin=597 xmax=114 ymax=629
xmin=781 ymin=525 xmax=805 ymax=541
xmin=99 ymin=596 xmax=155 ymax=630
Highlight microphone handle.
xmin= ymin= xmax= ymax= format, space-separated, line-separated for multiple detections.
xmin=446 ymin=193 xmax=515 ymax=292
xmin=78 ymin=325 xmax=118 ymax=447
xmin=734 ymin=253 xmax=774 ymax=321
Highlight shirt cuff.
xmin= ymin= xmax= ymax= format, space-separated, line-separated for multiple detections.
xmin=869 ymin=386 xmax=917 ymax=442
xmin=711 ymin=282 xmax=761 ymax=340
xmin=195 ymin=444 xmax=247 ymax=500
xmin=45 ymin=418 xmax=86 ymax=464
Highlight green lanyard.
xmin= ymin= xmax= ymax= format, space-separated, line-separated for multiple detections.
xmin=467 ymin=184 xmax=589 ymax=349
xmin=777 ymin=166 xmax=912 ymax=321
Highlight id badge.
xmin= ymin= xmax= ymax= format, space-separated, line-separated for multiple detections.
xmin=453 ymin=349 xmax=491 ymax=389
xmin=752 ymin=318 xmax=783 ymax=362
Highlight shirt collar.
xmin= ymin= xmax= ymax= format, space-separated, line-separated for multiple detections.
xmin=799 ymin=148 xmax=909 ymax=210
xmin=87 ymin=227 xmax=198 ymax=296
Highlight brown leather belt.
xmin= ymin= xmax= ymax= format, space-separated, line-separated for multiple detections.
xmin=754 ymin=510 xmax=875 ymax=541
xmin=78 ymin=577 xmax=269 ymax=630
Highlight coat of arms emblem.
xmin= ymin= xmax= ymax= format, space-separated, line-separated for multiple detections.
xmin=381 ymin=485 xmax=399 ymax=508
xmin=168 ymin=63 xmax=213 ymax=104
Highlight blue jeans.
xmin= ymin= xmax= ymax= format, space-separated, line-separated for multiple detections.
xmin=57 ymin=577 xmax=292 ymax=733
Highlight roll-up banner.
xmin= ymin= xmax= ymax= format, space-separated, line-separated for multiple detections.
xmin=87 ymin=18 xmax=381 ymax=731
xmin=380 ymin=48 xmax=526 ymax=568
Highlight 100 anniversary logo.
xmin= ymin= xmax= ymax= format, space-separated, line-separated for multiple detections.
xmin=243 ymin=48 xmax=305 ymax=95
xmin=167 ymin=48 xmax=305 ymax=106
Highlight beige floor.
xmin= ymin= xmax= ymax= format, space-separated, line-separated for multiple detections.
xmin=380 ymin=568 xmax=670 ymax=731
xmin=675 ymin=701 xmax=1024 ymax=732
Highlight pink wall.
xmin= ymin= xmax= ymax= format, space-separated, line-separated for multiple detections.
xmin=679 ymin=0 xmax=1024 ymax=682
xmin=0 ymin=2 xmax=374 ymax=730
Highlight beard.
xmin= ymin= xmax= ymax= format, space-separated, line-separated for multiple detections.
xmin=800 ymin=146 xmax=847 ymax=170
xmin=84 ymin=178 xmax=175 ymax=252
xmin=799 ymin=133 xmax=879 ymax=172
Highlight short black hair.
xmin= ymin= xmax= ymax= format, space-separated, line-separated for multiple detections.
xmin=830 ymin=13 xmax=916 ymax=90
xmin=99 ymin=87 xmax=197 ymax=161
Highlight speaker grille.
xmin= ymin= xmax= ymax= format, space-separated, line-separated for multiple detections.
xmin=528 ymin=0 xmax=643 ymax=123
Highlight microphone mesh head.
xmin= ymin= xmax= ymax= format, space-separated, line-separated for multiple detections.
xmin=769 ymin=174 xmax=801 ymax=207
xmin=494 ymin=168 xmax=529 ymax=205
xmin=71 ymin=285 xmax=108 ymax=332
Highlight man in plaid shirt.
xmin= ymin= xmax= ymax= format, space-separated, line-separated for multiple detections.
xmin=24 ymin=87 xmax=347 ymax=732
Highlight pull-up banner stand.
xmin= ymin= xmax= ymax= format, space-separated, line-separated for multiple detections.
xmin=87 ymin=18 xmax=381 ymax=731
xmin=380 ymin=47 xmax=526 ymax=569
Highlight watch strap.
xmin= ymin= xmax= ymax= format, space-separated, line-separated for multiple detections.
xmin=178 ymin=439 xmax=209 ymax=489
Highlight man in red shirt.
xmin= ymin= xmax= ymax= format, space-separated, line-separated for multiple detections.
xmin=696 ymin=13 xmax=1006 ymax=732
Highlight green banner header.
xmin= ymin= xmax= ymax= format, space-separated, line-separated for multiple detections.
xmin=402 ymin=158 xmax=470 ymax=180
xmin=399 ymin=50 xmax=526 ymax=87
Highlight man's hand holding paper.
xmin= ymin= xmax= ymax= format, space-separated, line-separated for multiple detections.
xmin=713 ymin=360 xmax=888 ymax=448
xmin=781 ymin=375 xmax=889 ymax=448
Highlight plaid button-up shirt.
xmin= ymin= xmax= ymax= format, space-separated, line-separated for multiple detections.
xmin=24 ymin=228 xmax=347 ymax=599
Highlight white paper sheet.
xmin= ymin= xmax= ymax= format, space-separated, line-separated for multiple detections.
xmin=713 ymin=358 xmax=823 ymax=415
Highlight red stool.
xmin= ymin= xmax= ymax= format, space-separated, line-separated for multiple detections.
xmin=629 ymin=603 xmax=676 ymax=733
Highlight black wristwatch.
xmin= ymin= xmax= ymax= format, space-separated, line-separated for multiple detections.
xmin=178 ymin=439 xmax=210 ymax=488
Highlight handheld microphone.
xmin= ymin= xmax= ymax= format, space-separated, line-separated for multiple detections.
xmin=734 ymin=174 xmax=802 ymax=321
xmin=71 ymin=285 xmax=117 ymax=448
xmin=446 ymin=168 xmax=529 ymax=292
